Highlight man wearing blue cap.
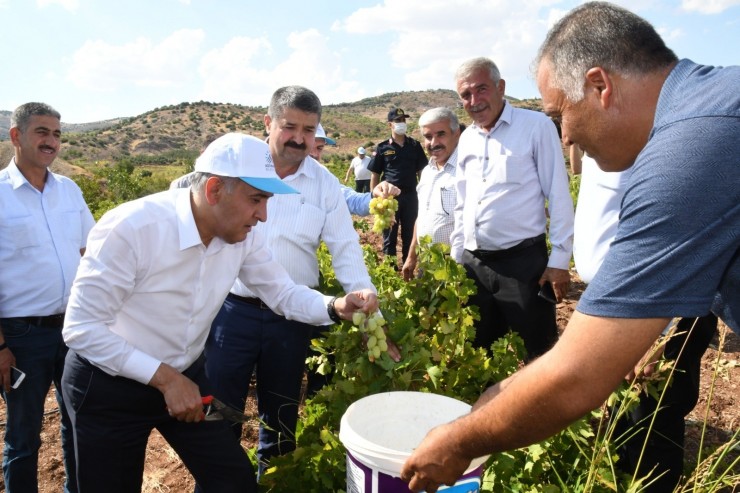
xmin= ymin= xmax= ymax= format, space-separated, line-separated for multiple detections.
xmin=61 ymin=133 xmax=377 ymax=493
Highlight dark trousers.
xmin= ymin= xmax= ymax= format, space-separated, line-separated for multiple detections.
xmin=0 ymin=317 xmax=76 ymax=493
xmin=461 ymin=238 xmax=558 ymax=360
xmin=61 ymin=351 xmax=255 ymax=493
xmin=204 ymin=294 xmax=314 ymax=477
xmin=614 ymin=314 xmax=717 ymax=492
xmin=355 ymin=179 xmax=370 ymax=193
xmin=382 ymin=192 xmax=418 ymax=264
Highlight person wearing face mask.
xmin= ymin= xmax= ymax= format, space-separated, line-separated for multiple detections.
xmin=367 ymin=108 xmax=428 ymax=268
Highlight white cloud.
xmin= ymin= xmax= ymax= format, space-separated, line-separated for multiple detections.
xmin=338 ymin=0 xmax=556 ymax=96
xmin=198 ymin=29 xmax=365 ymax=107
xmin=37 ymin=0 xmax=79 ymax=11
xmin=657 ymin=26 xmax=685 ymax=42
xmin=681 ymin=0 xmax=740 ymax=14
xmin=0 ymin=0 xmax=9 ymax=9
xmin=67 ymin=29 xmax=205 ymax=91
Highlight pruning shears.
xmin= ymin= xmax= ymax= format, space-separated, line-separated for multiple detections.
xmin=201 ymin=395 xmax=250 ymax=423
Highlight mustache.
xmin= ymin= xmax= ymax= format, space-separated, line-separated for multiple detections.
xmin=284 ymin=141 xmax=307 ymax=150
xmin=428 ymin=145 xmax=446 ymax=152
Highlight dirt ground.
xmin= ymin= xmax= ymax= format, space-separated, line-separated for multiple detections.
xmin=1 ymin=240 xmax=737 ymax=491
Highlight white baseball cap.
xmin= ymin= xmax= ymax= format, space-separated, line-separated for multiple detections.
xmin=195 ymin=133 xmax=298 ymax=194
xmin=357 ymin=147 xmax=366 ymax=154
xmin=315 ymin=123 xmax=336 ymax=146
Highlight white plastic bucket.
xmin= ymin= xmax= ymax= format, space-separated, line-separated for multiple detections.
xmin=339 ymin=391 xmax=488 ymax=493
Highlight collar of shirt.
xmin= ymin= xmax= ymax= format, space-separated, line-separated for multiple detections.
xmin=5 ymin=158 xmax=56 ymax=191
xmin=175 ymin=188 xmax=205 ymax=251
xmin=470 ymin=100 xmax=513 ymax=136
xmin=429 ymin=147 xmax=459 ymax=172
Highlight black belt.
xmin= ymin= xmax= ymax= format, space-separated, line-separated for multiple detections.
xmin=227 ymin=292 xmax=271 ymax=310
xmin=3 ymin=313 xmax=65 ymax=328
xmin=472 ymin=234 xmax=546 ymax=260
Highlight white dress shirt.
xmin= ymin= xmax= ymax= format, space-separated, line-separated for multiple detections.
xmin=231 ymin=156 xmax=374 ymax=297
xmin=0 ymin=159 xmax=95 ymax=317
xmin=350 ymin=156 xmax=372 ymax=180
xmin=573 ymin=155 xmax=632 ymax=283
xmin=415 ymin=148 xmax=458 ymax=245
xmin=450 ymin=101 xmax=574 ymax=269
xmin=63 ymin=188 xmax=333 ymax=385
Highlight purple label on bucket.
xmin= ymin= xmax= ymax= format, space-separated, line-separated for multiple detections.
xmin=346 ymin=451 xmax=481 ymax=493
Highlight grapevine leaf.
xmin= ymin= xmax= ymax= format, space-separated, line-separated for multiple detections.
xmin=426 ymin=365 xmax=443 ymax=388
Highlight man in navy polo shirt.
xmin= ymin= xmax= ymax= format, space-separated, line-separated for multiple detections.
xmin=368 ymin=108 xmax=428 ymax=267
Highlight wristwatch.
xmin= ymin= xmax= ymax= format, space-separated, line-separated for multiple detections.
xmin=327 ymin=297 xmax=342 ymax=324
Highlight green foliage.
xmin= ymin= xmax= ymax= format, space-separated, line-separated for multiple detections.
xmin=73 ymin=160 xmax=172 ymax=219
xmin=257 ymin=238 xmax=737 ymax=493
xmin=261 ymin=238 xmax=526 ymax=492
xmin=570 ymin=172 xmax=581 ymax=209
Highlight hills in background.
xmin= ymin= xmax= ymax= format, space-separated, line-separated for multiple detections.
xmin=0 ymin=90 xmax=543 ymax=165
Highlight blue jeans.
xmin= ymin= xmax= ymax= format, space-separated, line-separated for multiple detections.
xmin=204 ymin=294 xmax=314 ymax=477
xmin=0 ymin=317 xmax=77 ymax=493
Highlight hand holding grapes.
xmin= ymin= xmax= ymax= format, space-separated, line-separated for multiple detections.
xmin=369 ymin=196 xmax=399 ymax=233
xmin=352 ymin=310 xmax=402 ymax=362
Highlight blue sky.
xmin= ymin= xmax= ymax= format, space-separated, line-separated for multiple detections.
xmin=2 ymin=0 xmax=738 ymax=123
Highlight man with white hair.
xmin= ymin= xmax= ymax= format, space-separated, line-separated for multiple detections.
xmin=401 ymin=107 xmax=462 ymax=281
xmin=450 ymin=56 xmax=574 ymax=360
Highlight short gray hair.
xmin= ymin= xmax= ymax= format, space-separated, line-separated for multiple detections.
xmin=11 ymin=102 xmax=61 ymax=133
xmin=190 ymin=172 xmax=240 ymax=193
xmin=534 ymin=1 xmax=677 ymax=102
xmin=418 ymin=107 xmax=460 ymax=132
xmin=454 ymin=57 xmax=501 ymax=85
xmin=267 ymin=86 xmax=322 ymax=122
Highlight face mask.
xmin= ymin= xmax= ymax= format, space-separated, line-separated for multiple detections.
xmin=393 ymin=122 xmax=407 ymax=135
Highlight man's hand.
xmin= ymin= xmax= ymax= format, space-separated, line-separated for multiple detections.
xmin=401 ymin=254 xmax=417 ymax=282
xmin=626 ymin=335 xmax=668 ymax=381
xmin=539 ymin=267 xmax=570 ymax=302
xmin=400 ymin=422 xmax=472 ymax=493
xmin=372 ymin=181 xmax=400 ymax=198
xmin=149 ymin=363 xmax=204 ymax=422
xmin=0 ymin=342 xmax=16 ymax=393
xmin=334 ymin=289 xmax=379 ymax=318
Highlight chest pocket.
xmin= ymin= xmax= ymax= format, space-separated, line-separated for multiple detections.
xmin=60 ymin=210 xmax=83 ymax=247
xmin=439 ymin=186 xmax=456 ymax=216
xmin=490 ymin=154 xmax=529 ymax=186
xmin=0 ymin=215 xmax=39 ymax=259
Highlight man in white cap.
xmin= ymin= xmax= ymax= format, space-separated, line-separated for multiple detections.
xmin=61 ymin=133 xmax=377 ymax=493
xmin=308 ymin=122 xmax=336 ymax=162
xmin=344 ymin=146 xmax=372 ymax=193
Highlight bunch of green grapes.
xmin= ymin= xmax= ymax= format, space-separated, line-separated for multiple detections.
xmin=369 ymin=197 xmax=398 ymax=233
xmin=352 ymin=310 xmax=389 ymax=362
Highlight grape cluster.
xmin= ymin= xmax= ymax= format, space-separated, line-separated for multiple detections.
xmin=352 ymin=311 xmax=389 ymax=362
xmin=369 ymin=197 xmax=398 ymax=233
